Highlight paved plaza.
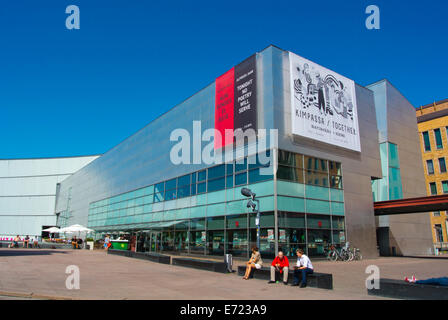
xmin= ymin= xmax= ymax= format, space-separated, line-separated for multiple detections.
xmin=0 ymin=248 xmax=447 ymax=300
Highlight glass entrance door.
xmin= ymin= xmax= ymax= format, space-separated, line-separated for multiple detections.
xmin=149 ymin=231 xmax=161 ymax=252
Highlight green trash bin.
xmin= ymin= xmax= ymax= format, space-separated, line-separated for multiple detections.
xmin=110 ymin=240 xmax=129 ymax=250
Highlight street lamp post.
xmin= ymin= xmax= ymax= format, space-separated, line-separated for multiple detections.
xmin=241 ymin=188 xmax=260 ymax=249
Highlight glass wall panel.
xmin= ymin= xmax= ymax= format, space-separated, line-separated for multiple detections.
xmin=235 ymin=172 xmax=247 ymax=186
xmin=307 ymin=214 xmax=331 ymax=229
xmin=190 ymin=218 xmax=206 ymax=254
xmin=277 ymin=166 xmax=304 ymax=183
xmin=307 ymin=229 xmax=331 ymax=257
xmin=174 ymin=220 xmax=189 ymax=252
xmin=207 ymin=177 xmax=225 ymax=192
xmin=226 ymin=214 xmax=248 ymax=257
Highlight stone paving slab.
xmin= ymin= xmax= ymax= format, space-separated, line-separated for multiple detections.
xmin=1 ymin=248 xmax=447 ymax=300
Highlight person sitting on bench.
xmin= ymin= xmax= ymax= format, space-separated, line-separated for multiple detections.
xmin=77 ymin=238 xmax=83 ymax=249
xmin=405 ymin=275 xmax=448 ymax=286
xmin=23 ymin=235 xmax=30 ymax=248
xmin=292 ymin=249 xmax=314 ymax=288
xmin=243 ymin=246 xmax=263 ymax=280
xmin=32 ymin=236 xmax=40 ymax=248
xmin=11 ymin=235 xmax=20 ymax=248
xmin=71 ymin=236 xmax=78 ymax=249
xmin=268 ymin=250 xmax=289 ymax=285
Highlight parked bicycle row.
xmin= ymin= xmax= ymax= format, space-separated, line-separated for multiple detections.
xmin=324 ymin=242 xmax=362 ymax=262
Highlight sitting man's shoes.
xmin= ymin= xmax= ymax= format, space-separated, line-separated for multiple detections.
xmin=283 ymin=281 xmax=288 ymax=285
xmin=290 ymin=283 xmax=300 ymax=286
xmin=267 ymin=280 xmax=276 ymax=284
xmin=299 ymin=283 xmax=307 ymax=288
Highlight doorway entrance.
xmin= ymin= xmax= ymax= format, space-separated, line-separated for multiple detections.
xmin=149 ymin=231 xmax=162 ymax=252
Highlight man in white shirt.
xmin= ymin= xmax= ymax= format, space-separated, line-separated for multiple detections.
xmin=291 ymin=248 xmax=314 ymax=288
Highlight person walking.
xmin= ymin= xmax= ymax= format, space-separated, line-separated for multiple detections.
xmin=104 ymin=234 xmax=111 ymax=251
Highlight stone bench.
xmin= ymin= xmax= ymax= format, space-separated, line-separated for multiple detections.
xmin=171 ymin=257 xmax=228 ymax=273
xmin=133 ymin=252 xmax=171 ymax=264
xmin=107 ymin=249 xmax=171 ymax=264
xmin=367 ymin=278 xmax=448 ymax=300
xmin=237 ymin=266 xmax=333 ymax=289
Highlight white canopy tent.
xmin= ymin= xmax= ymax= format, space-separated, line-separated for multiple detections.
xmin=59 ymin=224 xmax=95 ymax=240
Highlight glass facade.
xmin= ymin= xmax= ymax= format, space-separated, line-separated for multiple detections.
xmin=372 ymin=142 xmax=403 ymax=201
xmin=88 ymin=149 xmax=345 ymax=258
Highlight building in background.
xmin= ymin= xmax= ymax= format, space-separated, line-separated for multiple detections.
xmin=368 ymin=80 xmax=432 ymax=256
xmin=53 ymin=45 xmax=432 ymax=258
xmin=0 ymin=155 xmax=99 ymax=238
xmin=416 ymin=99 xmax=448 ymax=252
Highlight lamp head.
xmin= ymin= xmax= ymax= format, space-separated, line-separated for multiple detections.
xmin=247 ymin=200 xmax=257 ymax=211
xmin=241 ymin=187 xmax=256 ymax=199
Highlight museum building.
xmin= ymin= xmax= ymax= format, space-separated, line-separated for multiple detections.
xmin=54 ymin=45 xmax=433 ymax=258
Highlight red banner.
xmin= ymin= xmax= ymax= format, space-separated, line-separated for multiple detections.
xmin=214 ymin=67 xmax=235 ymax=149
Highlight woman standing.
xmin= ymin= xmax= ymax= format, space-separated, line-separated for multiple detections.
xmin=243 ymin=246 xmax=263 ymax=280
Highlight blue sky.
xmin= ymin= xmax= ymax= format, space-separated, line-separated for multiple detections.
xmin=1 ymin=0 xmax=447 ymax=158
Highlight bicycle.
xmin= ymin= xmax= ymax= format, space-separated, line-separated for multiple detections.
xmin=351 ymin=247 xmax=362 ymax=261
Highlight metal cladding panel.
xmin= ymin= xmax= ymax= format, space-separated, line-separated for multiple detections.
xmin=0 ymin=215 xmax=56 ymax=236
xmin=0 ymin=196 xmax=56 ymax=215
xmin=0 ymin=175 xmax=70 ymax=196
xmin=0 ymin=156 xmax=99 ymax=237
xmin=0 ymin=156 xmax=99 ymax=177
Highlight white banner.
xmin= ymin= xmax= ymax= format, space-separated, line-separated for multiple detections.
xmin=289 ymin=52 xmax=361 ymax=152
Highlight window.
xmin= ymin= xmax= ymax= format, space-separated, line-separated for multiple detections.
xmin=177 ymin=174 xmax=191 ymax=198
xmin=235 ymin=172 xmax=247 ymax=186
xmin=197 ymin=170 xmax=207 ymax=194
xmin=430 ymin=182 xmax=437 ymax=195
xmin=433 ymin=211 xmax=441 ymax=217
xmin=190 ymin=172 xmax=197 ymax=196
xmin=439 ymin=158 xmax=447 ymax=173
xmin=226 ymin=163 xmax=233 ymax=189
xmin=164 ymin=178 xmax=177 ymax=201
xmin=435 ymin=224 xmax=444 ymax=243
xmin=422 ymin=131 xmax=431 ymax=151
xmin=442 ymin=181 xmax=448 ymax=194
xmin=427 ymin=160 xmax=435 ymax=175
xmin=207 ymin=164 xmax=226 ymax=192
xmin=154 ymin=182 xmax=165 ymax=202
xmin=277 ymin=165 xmax=304 ymax=183
xmin=434 ymin=128 xmax=443 ymax=149
xmin=304 ymin=156 xmax=329 ymax=187
xmin=278 ymin=150 xmax=303 ymax=167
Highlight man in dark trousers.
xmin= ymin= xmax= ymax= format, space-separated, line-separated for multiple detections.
xmin=292 ymin=249 xmax=314 ymax=288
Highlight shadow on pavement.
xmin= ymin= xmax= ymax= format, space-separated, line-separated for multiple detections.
xmin=0 ymin=249 xmax=69 ymax=257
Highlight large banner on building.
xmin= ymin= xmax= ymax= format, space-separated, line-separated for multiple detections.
xmin=289 ymin=52 xmax=361 ymax=152
xmin=214 ymin=55 xmax=257 ymax=149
